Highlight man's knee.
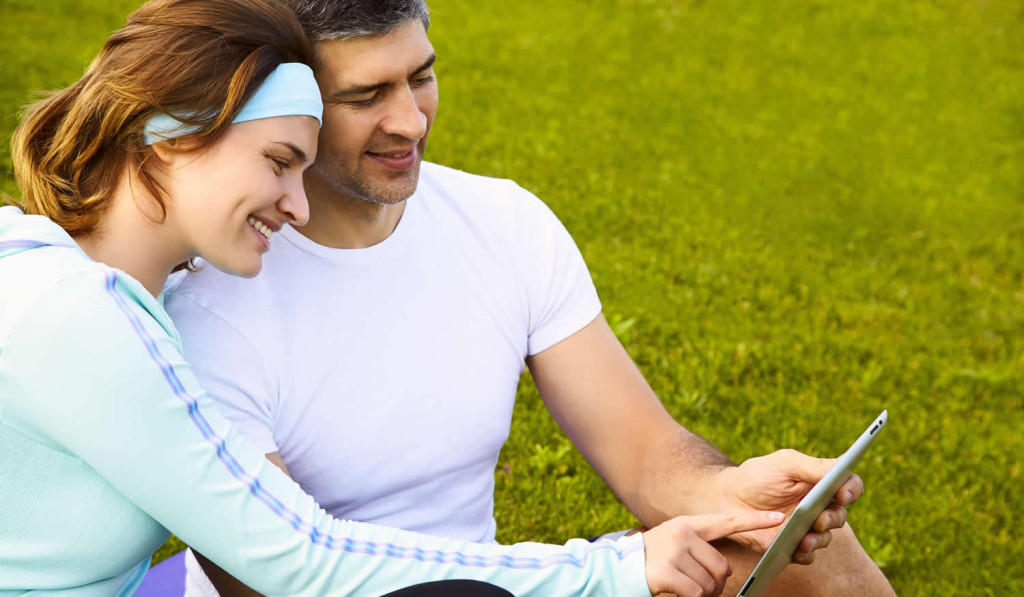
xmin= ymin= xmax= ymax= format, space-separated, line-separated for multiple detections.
xmin=716 ymin=524 xmax=896 ymax=597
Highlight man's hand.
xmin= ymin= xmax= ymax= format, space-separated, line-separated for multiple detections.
xmin=713 ymin=449 xmax=864 ymax=564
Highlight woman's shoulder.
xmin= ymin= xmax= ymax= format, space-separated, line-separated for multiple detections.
xmin=0 ymin=246 xmax=177 ymax=348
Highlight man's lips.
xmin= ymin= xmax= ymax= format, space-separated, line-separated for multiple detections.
xmin=365 ymin=147 xmax=417 ymax=171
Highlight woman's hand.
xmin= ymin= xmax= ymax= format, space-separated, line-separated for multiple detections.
xmin=643 ymin=511 xmax=784 ymax=597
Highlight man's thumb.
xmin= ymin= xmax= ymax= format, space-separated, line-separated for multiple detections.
xmin=783 ymin=449 xmax=837 ymax=483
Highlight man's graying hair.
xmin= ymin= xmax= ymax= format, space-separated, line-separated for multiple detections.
xmin=281 ymin=0 xmax=429 ymax=42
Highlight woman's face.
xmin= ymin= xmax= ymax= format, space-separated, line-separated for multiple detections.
xmin=157 ymin=115 xmax=319 ymax=277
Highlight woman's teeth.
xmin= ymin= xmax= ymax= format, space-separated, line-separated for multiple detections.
xmin=247 ymin=216 xmax=272 ymax=240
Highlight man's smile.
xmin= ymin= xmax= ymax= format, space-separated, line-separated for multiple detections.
xmin=365 ymin=146 xmax=418 ymax=171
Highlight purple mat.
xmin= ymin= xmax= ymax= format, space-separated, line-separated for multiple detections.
xmin=136 ymin=551 xmax=186 ymax=597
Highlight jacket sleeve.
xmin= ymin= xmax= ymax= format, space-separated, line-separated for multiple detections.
xmin=0 ymin=270 xmax=650 ymax=597
xmin=164 ymin=292 xmax=281 ymax=455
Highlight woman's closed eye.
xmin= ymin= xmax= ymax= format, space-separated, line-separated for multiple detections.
xmin=264 ymin=152 xmax=291 ymax=174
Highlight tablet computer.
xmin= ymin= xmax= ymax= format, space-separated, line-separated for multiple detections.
xmin=737 ymin=410 xmax=888 ymax=597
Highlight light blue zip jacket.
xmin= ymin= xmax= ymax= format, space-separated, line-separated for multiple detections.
xmin=0 ymin=206 xmax=649 ymax=596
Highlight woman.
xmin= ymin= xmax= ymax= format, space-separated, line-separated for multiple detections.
xmin=0 ymin=0 xmax=782 ymax=594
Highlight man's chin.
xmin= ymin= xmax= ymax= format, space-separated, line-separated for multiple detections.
xmin=362 ymin=164 xmax=421 ymax=205
xmin=314 ymin=159 xmax=423 ymax=206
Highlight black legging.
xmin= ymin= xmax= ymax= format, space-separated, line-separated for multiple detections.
xmin=381 ymin=580 xmax=514 ymax=596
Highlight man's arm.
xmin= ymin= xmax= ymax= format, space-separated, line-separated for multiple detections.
xmin=526 ymin=312 xmax=857 ymax=561
xmin=526 ymin=314 xmax=733 ymax=523
xmin=194 ymin=453 xmax=290 ymax=597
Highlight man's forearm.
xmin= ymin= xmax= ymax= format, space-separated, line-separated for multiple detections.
xmin=630 ymin=425 xmax=736 ymax=527
xmin=526 ymin=314 xmax=740 ymax=527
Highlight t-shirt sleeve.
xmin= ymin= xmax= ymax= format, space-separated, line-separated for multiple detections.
xmin=0 ymin=270 xmax=649 ymax=597
xmin=513 ymin=184 xmax=602 ymax=355
xmin=163 ymin=292 xmax=279 ymax=454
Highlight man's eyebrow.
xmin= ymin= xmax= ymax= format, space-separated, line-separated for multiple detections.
xmin=271 ymin=141 xmax=310 ymax=164
xmin=412 ymin=53 xmax=437 ymax=77
xmin=327 ymin=53 xmax=437 ymax=100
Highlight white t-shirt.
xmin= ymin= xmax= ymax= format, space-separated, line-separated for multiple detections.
xmin=165 ymin=162 xmax=601 ymax=591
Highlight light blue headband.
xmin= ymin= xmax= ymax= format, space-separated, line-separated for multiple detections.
xmin=143 ymin=62 xmax=323 ymax=145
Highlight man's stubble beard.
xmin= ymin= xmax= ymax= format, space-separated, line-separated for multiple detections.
xmin=311 ymin=153 xmax=423 ymax=207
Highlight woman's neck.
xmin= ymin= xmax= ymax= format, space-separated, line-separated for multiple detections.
xmin=74 ymin=179 xmax=187 ymax=298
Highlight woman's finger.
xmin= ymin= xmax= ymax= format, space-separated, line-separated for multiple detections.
xmin=675 ymin=552 xmax=719 ymax=597
xmin=672 ymin=574 xmax=712 ymax=597
xmin=689 ymin=510 xmax=785 ymax=542
xmin=687 ymin=536 xmax=732 ymax=594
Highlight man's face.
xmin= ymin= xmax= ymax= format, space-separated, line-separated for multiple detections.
xmin=309 ymin=20 xmax=438 ymax=206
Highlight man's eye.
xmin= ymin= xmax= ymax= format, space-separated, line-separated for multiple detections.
xmin=349 ymin=93 xmax=380 ymax=107
xmin=413 ymin=75 xmax=435 ymax=86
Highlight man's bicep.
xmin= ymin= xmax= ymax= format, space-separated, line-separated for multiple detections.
xmin=194 ymin=453 xmax=290 ymax=597
xmin=526 ymin=314 xmax=681 ymax=495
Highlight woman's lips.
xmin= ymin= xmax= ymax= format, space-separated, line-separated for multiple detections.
xmin=246 ymin=215 xmax=272 ymax=251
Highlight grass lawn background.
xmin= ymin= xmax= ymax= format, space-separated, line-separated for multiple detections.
xmin=2 ymin=0 xmax=1021 ymax=594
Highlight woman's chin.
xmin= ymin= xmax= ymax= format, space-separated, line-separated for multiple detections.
xmin=209 ymin=256 xmax=263 ymax=278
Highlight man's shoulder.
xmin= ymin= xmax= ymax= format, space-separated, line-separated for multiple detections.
xmin=418 ymin=162 xmax=554 ymax=222
xmin=420 ymin=161 xmax=511 ymax=186
xmin=163 ymin=262 xmax=269 ymax=326
xmin=165 ymin=263 xmax=239 ymax=299
xmin=420 ymin=162 xmax=532 ymax=201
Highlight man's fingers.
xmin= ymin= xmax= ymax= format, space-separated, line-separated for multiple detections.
xmin=813 ymin=503 xmax=848 ymax=532
xmin=799 ymin=529 xmax=832 ymax=552
xmin=793 ymin=529 xmax=833 ymax=564
xmin=792 ymin=547 xmax=818 ymax=565
xmin=690 ymin=511 xmax=785 ymax=542
xmin=835 ymin=473 xmax=865 ymax=505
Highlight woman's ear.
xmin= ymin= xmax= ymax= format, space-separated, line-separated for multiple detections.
xmin=147 ymin=134 xmax=204 ymax=177
xmin=148 ymin=137 xmax=178 ymax=166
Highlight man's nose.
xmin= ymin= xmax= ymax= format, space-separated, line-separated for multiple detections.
xmin=380 ymin=86 xmax=428 ymax=141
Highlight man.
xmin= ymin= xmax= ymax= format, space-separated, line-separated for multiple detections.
xmin=164 ymin=1 xmax=896 ymax=595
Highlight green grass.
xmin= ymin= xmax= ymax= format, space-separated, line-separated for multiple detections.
xmin=3 ymin=0 xmax=1022 ymax=593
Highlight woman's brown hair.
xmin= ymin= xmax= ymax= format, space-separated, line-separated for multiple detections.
xmin=11 ymin=0 xmax=314 ymax=235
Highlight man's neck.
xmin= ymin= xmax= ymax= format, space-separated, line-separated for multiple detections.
xmin=296 ymin=184 xmax=407 ymax=250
